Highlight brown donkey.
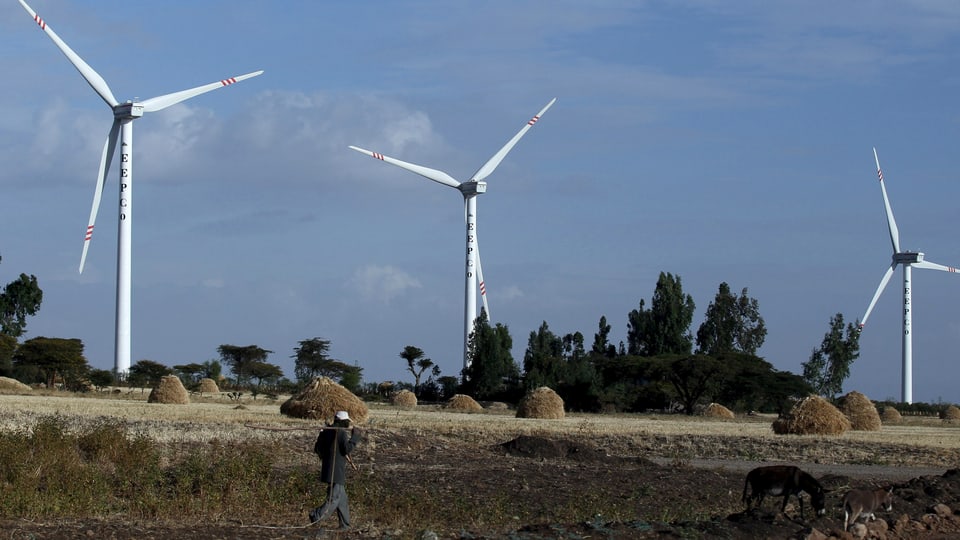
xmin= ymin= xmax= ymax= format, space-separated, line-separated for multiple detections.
xmin=843 ymin=486 xmax=893 ymax=531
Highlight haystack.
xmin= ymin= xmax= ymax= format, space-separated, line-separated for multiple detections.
xmin=516 ymin=386 xmax=565 ymax=419
xmin=703 ymin=402 xmax=735 ymax=419
xmin=198 ymin=378 xmax=220 ymax=395
xmin=0 ymin=377 xmax=32 ymax=393
xmin=280 ymin=377 xmax=368 ymax=423
xmin=940 ymin=405 xmax=960 ymax=422
xmin=147 ymin=375 xmax=190 ymax=404
xmin=772 ymin=395 xmax=850 ymax=436
xmin=444 ymin=394 xmax=483 ymax=412
xmin=838 ymin=391 xmax=881 ymax=431
xmin=880 ymin=406 xmax=902 ymax=424
xmin=391 ymin=389 xmax=417 ymax=408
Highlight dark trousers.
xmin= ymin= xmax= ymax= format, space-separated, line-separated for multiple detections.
xmin=311 ymin=482 xmax=350 ymax=528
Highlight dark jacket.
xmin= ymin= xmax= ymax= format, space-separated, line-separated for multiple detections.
xmin=314 ymin=426 xmax=360 ymax=484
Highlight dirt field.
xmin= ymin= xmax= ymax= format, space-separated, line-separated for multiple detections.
xmin=0 ymin=393 xmax=959 ymax=539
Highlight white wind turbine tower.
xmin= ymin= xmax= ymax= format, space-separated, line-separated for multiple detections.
xmin=859 ymin=147 xmax=959 ymax=404
xmin=20 ymin=0 xmax=262 ymax=376
xmin=350 ymin=98 xmax=556 ymax=370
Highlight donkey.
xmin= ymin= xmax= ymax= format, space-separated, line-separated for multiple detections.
xmin=742 ymin=465 xmax=827 ymax=519
xmin=843 ymin=486 xmax=893 ymax=531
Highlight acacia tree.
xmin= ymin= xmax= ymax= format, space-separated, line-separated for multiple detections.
xmin=13 ymin=337 xmax=87 ymax=388
xmin=292 ymin=337 xmax=332 ymax=383
xmin=248 ymin=361 xmax=284 ymax=390
xmin=695 ymin=282 xmax=767 ymax=356
xmin=218 ymin=344 xmax=272 ymax=386
xmin=664 ymin=354 xmax=727 ymax=415
xmin=399 ymin=345 xmax=434 ymax=395
xmin=462 ymin=311 xmax=520 ymax=401
xmin=802 ymin=313 xmax=860 ymax=398
xmin=128 ymin=359 xmax=171 ymax=388
xmin=0 ymin=255 xmax=43 ymax=338
xmin=627 ymin=272 xmax=696 ymax=356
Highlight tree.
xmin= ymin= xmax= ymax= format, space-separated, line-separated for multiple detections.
xmin=591 ymin=315 xmax=617 ymax=359
xmin=247 ymin=361 xmax=284 ymax=389
xmin=218 ymin=344 xmax=272 ymax=386
xmin=559 ymin=331 xmax=601 ymax=412
xmin=338 ymin=364 xmax=363 ymax=394
xmin=462 ymin=311 xmax=520 ymax=401
xmin=88 ymin=368 xmax=115 ymax=391
xmin=292 ymin=337 xmax=334 ymax=383
xmin=523 ymin=321 xmax=564 ymax=390
xmin=0 ymin=334 xmax=16 ymax=377
xmin=663 ymin=354 xmax=727 ymax=415
xmin=202 ymin=359 xmax=222 ymax=381
xmin=128 ymin=359 xmax=172 ymax=387
xmin=173 ymin=363 xmax=205 ymax=385
xmin=696 ymin=282 xmax=767 ymax=355
xmin=627 ymin=272 xmax=696 ymax=356
xmin=0 ymin=256 xmax=43 ymax=338
xmin=12 ymin=337 xmax=88 ymax=388
xmin=802 ymin=313 xmax=860 ymax=398
xmin=399 ymin=346 xmax=434 ymax=395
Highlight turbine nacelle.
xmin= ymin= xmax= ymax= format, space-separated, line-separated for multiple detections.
xmin=894 ymin=252 xmax=923 ymax=264
xmin=460 ymin=181 xmax=487 ymax=197
xmin=114 ymin=102 xmax=144 ymax=119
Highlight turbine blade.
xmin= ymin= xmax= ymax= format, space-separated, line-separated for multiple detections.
xmin=469 ymin=98 xmax=556 ymax=182
xmin=79 ymin=120 xmax=121 ymax=273
xmin=860 ymin=262 xmax=897 ymax=328
xmin=874 ymin=148 xmax=901 ymax=254
xmin=475 ymin=233 xmax=490 ymax=320
xmin=348 ymin=145 xmax=461 ymax=188
xmin=913 ymin=259 xmax=960 ymax=274
xmin=140 ymin=70 xmax=263 ymax=112
xmin=19 ymin=0 xmax=119 ymax=107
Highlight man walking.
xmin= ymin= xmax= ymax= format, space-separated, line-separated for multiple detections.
xmin=310 ymin=410 xmax=361 ymax=529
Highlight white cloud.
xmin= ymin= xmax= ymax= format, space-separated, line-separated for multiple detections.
xmin=498 ymin=285 xmax=524 ymax=302
xmin=201 ymin=277 xmax=225 ymax=288
xmin=349 ymin=264 xmax=422 ymax=304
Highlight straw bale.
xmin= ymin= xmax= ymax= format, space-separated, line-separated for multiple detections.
xmin=703 ymin=402 xmax=735 ymax=419
xmin=516 ymin=386 xmax=565 ymax=419
xmin=391 ymin=389 xmax=417 ymax=408
xmin=880 ymin=406 xmax=902 ymax=424
xmin=280 ymin=377 xmax=368 ymax=423
xmin=940 ymin=405 xmax=960 ymax=422
xmin=483 ymin=401 xmax=510 ymax=411
xmin=198 ymin=378 xmax=220 ymax=394
xmin=838 ymin=391 xmax=881 ymax=431
xmin=0 ymin=377 xmax=32 ymax=393
xmin=444 ymin=394 xmax=483 ymax=412
xmin=147 ymin=375 xmax=190 ymax=405
xmin=772 ymin=395 xmax=850 ymax=436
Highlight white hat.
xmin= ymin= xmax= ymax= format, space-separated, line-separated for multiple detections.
xmin=334 ymin=410 xmax=350 ymax=421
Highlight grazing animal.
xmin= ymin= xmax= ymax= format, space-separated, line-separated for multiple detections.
xmin=742 ymin=465 xmax=827 ymax=519
xmin=843 ymin=486 xmax=893 ymax=531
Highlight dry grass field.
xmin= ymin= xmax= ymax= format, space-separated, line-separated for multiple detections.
xmin=0 ymin=389 xmax=958 ymax=539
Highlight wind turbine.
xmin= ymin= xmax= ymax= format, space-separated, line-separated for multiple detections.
xmin=350 ymin=98 xmax=556 ymax=370
xmin=20 ymin=0 xmax=262 ymax=376
xmin=859 ymin=147 xmax=959 ymax=404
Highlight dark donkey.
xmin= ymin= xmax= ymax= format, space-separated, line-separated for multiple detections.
xmin=742 ymin=465 xmax=827 ymax=519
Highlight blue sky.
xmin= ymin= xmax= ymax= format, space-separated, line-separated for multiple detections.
xmin=2 ymin=1 xmax=960 ymax=403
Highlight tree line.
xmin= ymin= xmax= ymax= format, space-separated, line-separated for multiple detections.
xmin=0 ymin=253 xmax=869 ymax=411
